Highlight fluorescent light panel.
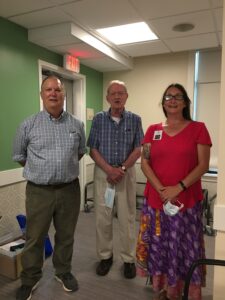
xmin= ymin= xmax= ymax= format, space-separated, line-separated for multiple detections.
xmin=97 ymin=22 xmax=158 ymax=45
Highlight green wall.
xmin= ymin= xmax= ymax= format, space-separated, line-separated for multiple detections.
xmin=0 ymin=17 xmax=103 ymax=171
xmin=80 ymin=65 xmax=103 ymax=138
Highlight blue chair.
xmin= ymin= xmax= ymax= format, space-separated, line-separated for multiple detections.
xmin=16 ymin=214 xmax=53 ymax=258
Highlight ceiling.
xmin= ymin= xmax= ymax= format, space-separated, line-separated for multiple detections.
xmin=0 ymin=0 xmax=223 ymax=72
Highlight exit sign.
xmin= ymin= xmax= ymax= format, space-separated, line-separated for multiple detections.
xmin=63 ymin=54 xmax=80 ymax=73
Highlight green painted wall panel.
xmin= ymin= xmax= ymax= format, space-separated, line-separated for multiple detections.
xmin=0 ymin=17 xmax=103 ymax=171
xmin=0 ymin=18 xmax=63 ymax=171
xmin=80 ymin=64 xmax=103 ymax=138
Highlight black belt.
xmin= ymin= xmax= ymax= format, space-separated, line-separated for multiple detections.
xmin=27 ymin=178 xmax=77 ymax=188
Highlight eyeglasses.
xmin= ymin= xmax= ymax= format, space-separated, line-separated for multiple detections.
xmin=164 ymin=94 xmax=184 ymax=101
xmin=108 ymin=91 xmax=127 ymax=96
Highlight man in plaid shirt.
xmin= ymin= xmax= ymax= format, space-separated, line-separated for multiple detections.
xmin=87 ymin=80 xmax=144 ymax=279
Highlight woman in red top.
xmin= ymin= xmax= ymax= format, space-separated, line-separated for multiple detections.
xmin=136 ymin=83 xmax=212 ymax=300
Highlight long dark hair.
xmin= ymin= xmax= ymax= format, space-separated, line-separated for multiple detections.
xmin=162 ymin=83 xmax=192 ymax=120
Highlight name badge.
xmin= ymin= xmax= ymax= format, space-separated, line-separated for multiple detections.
xmin=153 ymin=130 xmax=162 ymax=140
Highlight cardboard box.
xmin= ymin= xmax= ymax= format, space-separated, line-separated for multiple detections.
xmin=0 ymin=252 xmax=22 ymax=279
xmin=0 ymin=239 xmax=24 ymax=279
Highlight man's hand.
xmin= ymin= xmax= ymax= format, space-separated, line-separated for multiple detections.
xmin=106 ymin=167 xmax=125 ymax=184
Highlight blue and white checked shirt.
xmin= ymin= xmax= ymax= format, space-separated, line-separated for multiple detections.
xmin=87 ymin=109 xmax=143 ymax=165
xmin=13 ymin=110 xmax=86 ymax=185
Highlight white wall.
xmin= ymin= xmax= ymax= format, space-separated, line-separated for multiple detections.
xmin=213 ymin=5 xmax=225 ymax=298
xmin=197 ymin=83 xmax=220 ymax=168
xmin=196 ymin=49 xmax=221 ymax=169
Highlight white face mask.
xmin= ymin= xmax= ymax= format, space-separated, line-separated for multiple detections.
xmin=163 ymin=200 xmax=184 ymax=216
xmin=104 ymin=186 xmax=115 ymax=209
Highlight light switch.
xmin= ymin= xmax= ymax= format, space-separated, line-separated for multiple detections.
xmin=86 ymin=108 xmax=94 ymax=120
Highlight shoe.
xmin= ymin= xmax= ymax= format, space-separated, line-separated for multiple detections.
xmin=124 ymin=262 xmax=136 ymax=279
xmin=96 ymin=256 xmax=113 ymax=276
xmin=55 ymin=272 xmax=78 ymax=292
xmin=16 ymin=281 xmax=39 ymax=300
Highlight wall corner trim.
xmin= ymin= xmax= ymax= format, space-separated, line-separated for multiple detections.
xmin=213 ymin=204 xmax=225 ymax=232
xmin=0 ymin=168 xmax=25 ymax=187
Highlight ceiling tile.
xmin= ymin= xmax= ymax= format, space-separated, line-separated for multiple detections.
xmin=60 ymin=0 xmax=141 ymax=29
xmin=0 ymin=0 xmax=52 ymax=17
xmin=149 ymin=11 xmax=216 ymax=39
xmin=118 ymin=40 xmax=170 ymax=57
xmin=130 ymin=0 xmax=210 ymax=19
xmin=9 ymin=7 xmax=73 ymax=29
xmin=164 ymin=33 xmax=219 ymax=52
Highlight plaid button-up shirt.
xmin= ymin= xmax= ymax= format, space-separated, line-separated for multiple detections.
xmin=13 ymin=110 xmax=86 ymax=185
xmin=87 ymin=109 xmax=143 ymax=165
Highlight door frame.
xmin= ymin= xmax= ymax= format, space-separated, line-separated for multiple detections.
xmin=38 ymin=60 xmax=86 ymax=209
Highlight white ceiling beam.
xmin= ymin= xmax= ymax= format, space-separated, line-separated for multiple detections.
xmin=28 ymin=22 xmax=133 ymax=70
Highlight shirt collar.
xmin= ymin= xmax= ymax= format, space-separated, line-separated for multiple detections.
xmin=107 ymin=108 xmax=126 ymax=119
xmin=43 ymin=109 xmax=66 ymax=121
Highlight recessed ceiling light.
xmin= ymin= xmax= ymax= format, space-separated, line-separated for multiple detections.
xmin=96 ymin=22 xmax=158 ymax=45
xmin=172 ymin=23 xmax=195 ymax=32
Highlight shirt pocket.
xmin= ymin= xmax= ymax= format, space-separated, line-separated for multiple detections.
xmin=123 ymin=129 xmax=134 ymax=145
xmin=67 ymin=131 xmax=80 ymax=149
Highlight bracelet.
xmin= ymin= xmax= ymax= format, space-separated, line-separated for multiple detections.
xmin=179 ymin=181 xmax=187 ymax=191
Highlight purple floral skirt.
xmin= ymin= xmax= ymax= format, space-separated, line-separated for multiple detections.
xmin=136 ymin=199 xmax=206 ymax=299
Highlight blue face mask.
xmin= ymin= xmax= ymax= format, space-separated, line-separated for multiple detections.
xmin=163 ymin=200 xmax=184 ymax=216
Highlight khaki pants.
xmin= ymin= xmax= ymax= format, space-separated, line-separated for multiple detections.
xmin=94 ymin=165 xmax=136 ymax=263
xmin=20 ymin=179 xmax=80 ymax=286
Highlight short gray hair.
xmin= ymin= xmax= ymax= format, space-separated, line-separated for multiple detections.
xmin=107 ymin=80 xmax=127 ymax=94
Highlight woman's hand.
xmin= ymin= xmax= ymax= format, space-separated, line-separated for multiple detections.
xmin=159 ymin=184 xmax=182 ymax=203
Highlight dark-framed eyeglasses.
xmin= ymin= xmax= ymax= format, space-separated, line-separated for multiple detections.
xmin=164 ymin=94 xmax=184 ymax=101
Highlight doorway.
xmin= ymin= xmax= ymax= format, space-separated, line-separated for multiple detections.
xmin=39 ymin=60 xmax=86 ymax=209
